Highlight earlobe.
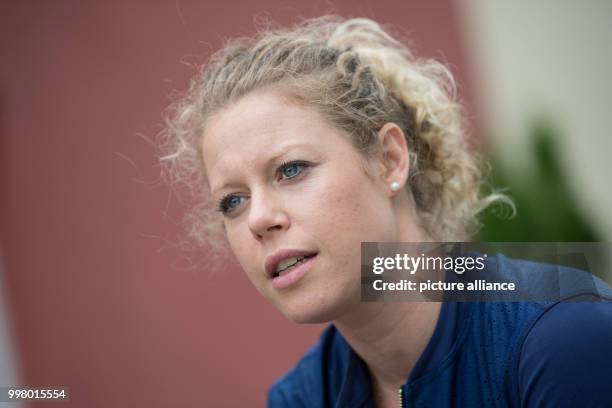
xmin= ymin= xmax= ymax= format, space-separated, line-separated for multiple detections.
xmin=377 ymin=122 xmax=410 ymax=189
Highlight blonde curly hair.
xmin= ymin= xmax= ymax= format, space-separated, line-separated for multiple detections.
xmin=158 ymin=15 xmax=512 ymax=252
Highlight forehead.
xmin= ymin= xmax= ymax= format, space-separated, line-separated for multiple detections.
xmin=203 ymin=91 xmax=316 ymax=154
xmin=201 ymin=90 xmax=352 ymax=189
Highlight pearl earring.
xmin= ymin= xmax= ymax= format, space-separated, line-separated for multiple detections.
xmin=390 ymin=181 xmax=401 ymax=192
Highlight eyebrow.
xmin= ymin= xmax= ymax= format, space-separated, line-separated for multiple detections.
xmin=211 ymin=143 xmax=312 ymax=195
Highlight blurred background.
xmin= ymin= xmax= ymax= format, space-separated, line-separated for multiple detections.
xmin=1 ymin=1 xmax=610 ymax=406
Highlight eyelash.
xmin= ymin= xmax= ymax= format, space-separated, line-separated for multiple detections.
xmin=216 ymin=160 xmax=311 ymax=215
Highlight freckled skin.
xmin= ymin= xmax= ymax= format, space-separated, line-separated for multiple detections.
xmin=202 ymin=90 xmax=404 ymax=324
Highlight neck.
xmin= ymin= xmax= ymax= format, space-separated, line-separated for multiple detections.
xmin=332 ymin=193 xmax=441 ymax=391
xmin=333 ymin=301 xmax=441 ymax=390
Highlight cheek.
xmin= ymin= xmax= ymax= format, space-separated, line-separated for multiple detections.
xmin=302 ymin=163 xmax=390 ymax=264
xmin=225 ymin=226 xmax=242 ymax=257
xmin=324 ymin=168 xmax=385 ymax=236
xmin=225 ymin=227 xmax=259 ymax=280
xmin=294 ymin=168 xmax=363 ymax=235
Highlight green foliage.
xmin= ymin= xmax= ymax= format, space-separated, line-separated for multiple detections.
xmin=477 ymin=120 xmax=600 ymax=242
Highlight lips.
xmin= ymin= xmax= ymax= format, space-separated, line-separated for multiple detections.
xmin=264 ymin=249 xmax=318 ymax=279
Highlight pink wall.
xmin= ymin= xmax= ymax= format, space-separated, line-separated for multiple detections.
xmin=0 ymin=1 xmax=473 ymax=406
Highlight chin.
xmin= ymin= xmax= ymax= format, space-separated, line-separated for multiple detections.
xmin=275 ymin=290 xmax=355 ymax=325
xmin=281 ymin=306 xmax=336 ymax=325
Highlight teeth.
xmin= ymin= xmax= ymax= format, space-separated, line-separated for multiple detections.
xmin=275 ymin=255 xmax=314 ymax=276
xmin=277 ymin=257 xmax=302 ymax=273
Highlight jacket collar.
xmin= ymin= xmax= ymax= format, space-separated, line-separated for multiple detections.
xmin=331 ymin=301 xmax=464 ymax=407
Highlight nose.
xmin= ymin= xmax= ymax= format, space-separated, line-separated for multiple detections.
xmin=247 ymin=190 xmax=290 ymax=240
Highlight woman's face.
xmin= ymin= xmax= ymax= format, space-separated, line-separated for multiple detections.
xmin=202 ymin=90 xmax=400 ymax=323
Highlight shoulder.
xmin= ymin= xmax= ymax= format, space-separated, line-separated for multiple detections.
xmin=267 ymin=325 xmax=349 ymax=408
xmin=518 ymin=297 xmax=612 ymax=407
xmin=490 ymin=253 xmax=612 ymax=300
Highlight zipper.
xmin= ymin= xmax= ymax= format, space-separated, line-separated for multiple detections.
xmin=398 ymin=386 xmax=404 ymax=408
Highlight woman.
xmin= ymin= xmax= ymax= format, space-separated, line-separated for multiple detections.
xmin=159 ymin=16 xmax=612 ymax=407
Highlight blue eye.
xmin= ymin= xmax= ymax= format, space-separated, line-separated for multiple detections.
xmin=218 ymin=195 xmax=244 ymax=214
xmin=279 ymin=161 xmax=307 ymax=179
xmin=227 ymin=196 xmax=242 ymax=208
xmin=217 ymin=161 xmax=311 ymax=216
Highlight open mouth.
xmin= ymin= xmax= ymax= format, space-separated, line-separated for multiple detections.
xmin=272 ymin=253 xmax=317 ymax=278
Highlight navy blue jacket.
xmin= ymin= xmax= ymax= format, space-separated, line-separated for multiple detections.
xmin=267 ymin=255 xmax=612 ymax=407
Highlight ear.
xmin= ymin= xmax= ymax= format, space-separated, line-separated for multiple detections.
xmin=377 ymin=122 xmax=410 ymax=193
